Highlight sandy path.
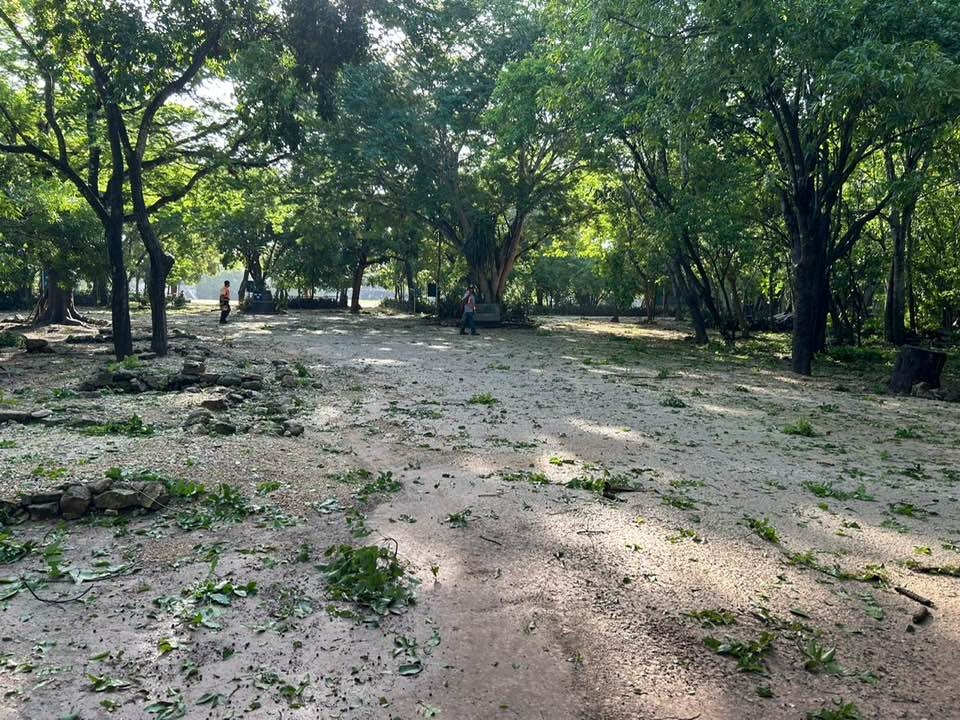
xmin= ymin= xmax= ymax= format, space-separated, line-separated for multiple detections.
xmin=1 ymin=309 xmax=959 ymax=719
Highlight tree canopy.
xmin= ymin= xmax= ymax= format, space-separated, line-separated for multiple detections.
xmin=2 ymin=0 xmax=960 ymax=372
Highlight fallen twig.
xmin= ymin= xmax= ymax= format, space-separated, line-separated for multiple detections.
xmin=895 ymin=586 xmax=935 ymax=608
xmin=479 ymin=535 xmax=503 ymax=546
xmin=22 ymin=579 xmax=93 ymax=605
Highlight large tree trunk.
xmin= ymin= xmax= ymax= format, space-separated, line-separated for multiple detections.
xmin=146 ymin=254 xmax=173 ymax=355
xmin=884 ymin=215 xmax=908 ymax=346
xmin=238 ymin=268 xmax=250 ymax=302
xmin=791 ymin=236 xmax=827 ymax=375
xmin=729 ymin=271 xmax=750 ymax=339
xmin=101 ymin=100 xmax=133 ymax=360
xmin=672 ymin=262 xmax=707 ymax=344
xmin=32 ymin=268 xmax=83 ymax=325
xmin=350 ymin=251 xmax=367 ymax=314
xmin=106 ymin=207 xmax=133 ymax=360
xmin=404 ymin=260 xmax=416 ymax=312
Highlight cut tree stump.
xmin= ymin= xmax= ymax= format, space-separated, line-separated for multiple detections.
xmin=889 ymin=345 xmax=947 ymax=395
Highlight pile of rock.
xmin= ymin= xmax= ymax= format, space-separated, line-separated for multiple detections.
xmin=5 ymin=476 xmax=170 ymax=522
xmin=79 ymin=366 xmax=169 ymax=393
xmin=65 ymin=327 xmax=114 ymax=344
xmin=78 ymin=354 xmax=265 ymax=395
xmin=0 ymin=408 xmax=51 ymax=425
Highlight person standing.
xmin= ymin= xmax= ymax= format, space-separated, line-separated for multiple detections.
xmin=459 ymin=285 xmax=477 ymax=336
xmin=219 ymin=280 xmax=231 ymax=324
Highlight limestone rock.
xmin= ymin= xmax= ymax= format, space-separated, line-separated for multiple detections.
xmin=93 ymin=488 xmax=140 ymax=511
xmin=200 ymin=398 xmax=228 ymax=412
xmin=127 ymin=481 xmax=169 ymax=511
xmin=60 ymin=485 xmax=92 ymax=519
xmin=24 ymin=337 xmax=51 ymax=353
xmin=27 ymin=491 xmax=62 ymax=505
xmin=27 ymin=502 xmax=60 ymax=520
xmin=210 ymin=420 xmax=236 ymax=435
xmin=184 ymin=409 xmax=213 ymax=427
xmin=0 ymin=408 xmax=50 ymax=424
xmin=282 ymin=420 xmax=305 ymax=437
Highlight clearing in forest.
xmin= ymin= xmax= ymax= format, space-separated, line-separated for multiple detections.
xmin=1 ymin=308 xmax=959 ymax=720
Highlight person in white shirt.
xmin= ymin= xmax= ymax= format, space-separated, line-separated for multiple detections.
xmin=459 ymin=285 xmax=478 ymax=336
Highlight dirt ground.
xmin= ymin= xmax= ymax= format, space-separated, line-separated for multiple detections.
xmin=1 ymin=306 xmax=959 ymax=720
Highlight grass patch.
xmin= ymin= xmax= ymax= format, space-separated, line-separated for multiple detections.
xmin=107 ymin=356 xmax=143 ymax=372
xmin=467 ymin=392 xmax=497 ymax=405
xmin=684 ymin=608 xmax=736 ymax=628
xmin=802 ymin=481 xmax=874 ymax=502
xmin=744 ymin=516 xmax=780 ymax=544
xmin=0 ymin=531 xmax=35 ymax=564
xmin=888 ymin=502 xmax=929 ymax=519
xmin=661 ymin=493 xmax=697 ymax=510
xmin=660 ymin=394 xmax=687 ymax=408
xmin=806 ymin=700 xmax=863 ymax=720
xmin=355 ymin=471 xmax=402 ymax=500
xmin=81 ymin=414 xmax=154 ymax=437
xmin=318 ymin=544 xmax=417 ymax=616
xmin=782 ymin=418 xmax=817 ymax=437
xmin=0 ymin=332 xmax=24 ymax=349
xmin=443 ymin=509 xmax=471 ymax=528
xmin=703 ymin=631 xmax=776 ymax=674
xmin=501 ymin=470 xmax=550 ymax=485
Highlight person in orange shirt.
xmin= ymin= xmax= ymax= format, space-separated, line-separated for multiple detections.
xmin=219 ymin=281 xmax=231 ymax=324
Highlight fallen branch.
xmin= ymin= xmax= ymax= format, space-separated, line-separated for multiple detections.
xmin=22 ymin=578 xmax=93 ymax=605
xmin=479 ymin=535 xmax=503 ymax=546
xmin=895 ymin=586 xmax=935 ymax=608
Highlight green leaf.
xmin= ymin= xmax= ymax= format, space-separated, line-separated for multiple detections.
xmin=398 ymin=660 xmax=423 ymax=676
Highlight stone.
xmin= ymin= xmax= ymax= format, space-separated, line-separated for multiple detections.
xmin=80 ymin=369 xmax=113 ymax=390
xmin=241 ymin=379 xmax=263 ymax=391
xmin=27 ymin=502 xmax=60 ymax=520
xmin=64 ymin=416 xmax=101 ymax=429
xmin=126 ymin=481 xmax=169 ymax=511
xmin=93 ymin=488 xmax=140 ymax=511
xmin=282 ymin=420 xmax=305 ymax=437
xmin=200 ymin=373 xmax=221 ymax=386
xmin=182 ymin=360 xmax=205 ymax=377
xmin=280 ymin=374 xmax=299 ymax=388
xmin=138 ymin=352 xmax=157 ymax=361
xmin=0 ymin=497 xmax=20 ymax=516
xmin=142 ymin=373 xmax=170 ymax=391
xmin=24 ymin=337 xmax=51 ymax=353
xmin=0 ymin=409 xmax=49 ymax=424
xmin=227 ymin=392 xmax=245 ymax=404
xmin=200 ymin=398 xmax=229 ymax=412
xmin=28 ymin=491 xmax=62 ymax=505
xmin=184 ymin=409 xmax=213 ymax=427
xmin=218 ymin=373 xmax=241 ymax=387
xmin=87 ymin=477 xmax=113 ymax=495
xmin=112 ymin=369 xmax=135 ymax=382
xmin=210 ymin=420 xmax=237 ymax=435
xmin=60 ymin=485 xmax=92 ymax=519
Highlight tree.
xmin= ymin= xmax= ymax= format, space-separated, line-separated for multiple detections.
xmin=325 ymin=0 xmax=583 ymax=303
xmin=0 ymin=0 xmax=370 ymax=358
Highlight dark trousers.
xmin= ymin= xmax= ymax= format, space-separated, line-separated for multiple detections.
xmin=460 ymin=310 xmax=476 ymax=334
xmin=219 ymin=304 xmax=230 ymax=323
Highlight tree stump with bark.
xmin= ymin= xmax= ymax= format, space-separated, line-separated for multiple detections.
xmin=889 ymin=345 xmax=947 ymax=395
